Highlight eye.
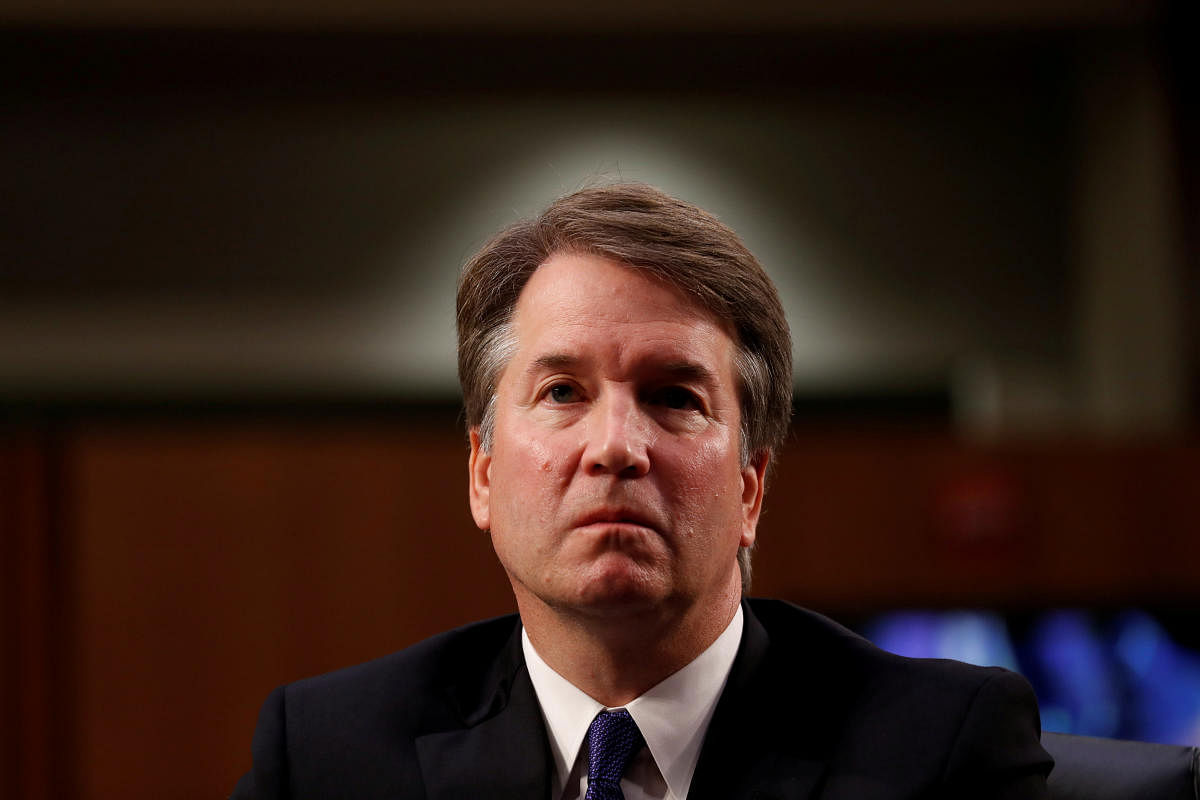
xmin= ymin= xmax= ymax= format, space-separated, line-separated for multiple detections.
xmin=545 ymin=383 xmax=582 ymax=404
xmin=651 ymin=386 xmax=701 ymax=411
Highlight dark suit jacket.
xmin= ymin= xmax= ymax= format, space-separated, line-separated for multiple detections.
xmin=231 ymin=598 xmax=1052 ymax=799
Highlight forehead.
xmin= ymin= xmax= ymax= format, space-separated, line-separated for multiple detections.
xmin=509 ymin=252 xmax=735 ymax=368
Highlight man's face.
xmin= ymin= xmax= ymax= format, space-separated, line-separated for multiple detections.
xmin=468 ymin=252 xmax=766 ymax=621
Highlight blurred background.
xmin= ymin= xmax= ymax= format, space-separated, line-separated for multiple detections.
xmin=2 ymin=0 xmax=1198 ymax=797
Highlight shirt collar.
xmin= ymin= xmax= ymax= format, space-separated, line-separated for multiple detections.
xmin=522 ymin=606 xmax=743 ymax=800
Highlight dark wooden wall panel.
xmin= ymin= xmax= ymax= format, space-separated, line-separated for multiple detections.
xmin=63 ymin=422 xmax=513 ymax=800
xmin=752 ymin=432 xmax=1200 ymax=609
xmin=0 ymin=432 xmax=61 ymax=800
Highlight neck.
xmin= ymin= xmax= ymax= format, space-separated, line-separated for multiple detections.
xmin=516 ymin=579 xmax=742 ymax=707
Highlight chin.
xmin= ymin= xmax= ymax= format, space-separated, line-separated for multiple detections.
xmin=568 ymin=564 xmax=673 ymax=615
xmin=511 ymin=554 xmax=676 ymax=618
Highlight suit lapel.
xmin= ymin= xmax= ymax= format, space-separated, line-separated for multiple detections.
xmin=688 ymin=601 xmax=830 ymax=800
xmin=415 ymin=624 xmax=553 ymax=800
xmin=413 ymin=602 xmax=836 ymax=800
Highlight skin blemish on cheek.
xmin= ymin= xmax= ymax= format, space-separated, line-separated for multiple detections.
xmin=522 ymin=438 xmax=557 ymax=474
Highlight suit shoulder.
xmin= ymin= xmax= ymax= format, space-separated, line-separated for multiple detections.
xmin=283 ymin=613 xmax=522 ymax=719
xmin=743 ymin=598 xmax=1050 ymax=794
xmin=746 ymin=597 xmax=1028 ymax=704
xmin=234 ymin=614 xmax=525 ymax=798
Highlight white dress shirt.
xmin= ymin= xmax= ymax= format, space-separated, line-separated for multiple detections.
xmin=522 ymin=607 xmax=743 ymax=800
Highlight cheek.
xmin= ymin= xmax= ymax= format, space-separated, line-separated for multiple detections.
xmin=491 ymin=434 xmax=573 ymax=520
xmin=526 ymin=437 xmax=558 ymax=474
xmin=687 ymin=436 xmax=741 ymax=485
xmin=494 ymin=420 xmax=558 ymax=476
xmin=662 ymin=436 xmax=743 ymax=513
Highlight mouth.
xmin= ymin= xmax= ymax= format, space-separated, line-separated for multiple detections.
xmin=574 ymin=508 xmax=658 ymax=531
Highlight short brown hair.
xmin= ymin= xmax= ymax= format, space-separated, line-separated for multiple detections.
xmin=456 ymin=183 xmax=792 ymax=589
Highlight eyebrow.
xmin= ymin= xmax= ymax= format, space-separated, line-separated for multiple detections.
xmin=525 ymin=353 xmax=717 ymax=386
xmin=525 ymin=354 xmax=583 ymax=379
xmin=656 ymin=360 xmax=718 ymax=386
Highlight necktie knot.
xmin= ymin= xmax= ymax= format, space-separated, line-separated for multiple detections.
xmin=584 ymin=709 xmax=645 ymax=800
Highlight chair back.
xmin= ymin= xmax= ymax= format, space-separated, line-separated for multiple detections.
xmin=1043 ymin=731 xmax=1199 ymax=800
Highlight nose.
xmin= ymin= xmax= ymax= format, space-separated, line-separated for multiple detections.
xmin=582 ymin=388 xmax=651 ymax=479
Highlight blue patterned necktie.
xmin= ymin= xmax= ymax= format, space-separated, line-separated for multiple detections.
xmin=584 ymin=709 xmax=645 ymax=800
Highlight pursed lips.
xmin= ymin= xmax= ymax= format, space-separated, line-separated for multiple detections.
xmin=572 ymin=508 xmax=659 ymax=532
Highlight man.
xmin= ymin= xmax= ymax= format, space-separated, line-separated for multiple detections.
xmin=232 ymin=183 xmax=1052 ymax=799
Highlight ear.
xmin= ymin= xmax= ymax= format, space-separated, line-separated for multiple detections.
xmin=738 ymin=450 xmax=769 ymax=548
xmin=468 ymin=427 xmax=492 ymax=531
